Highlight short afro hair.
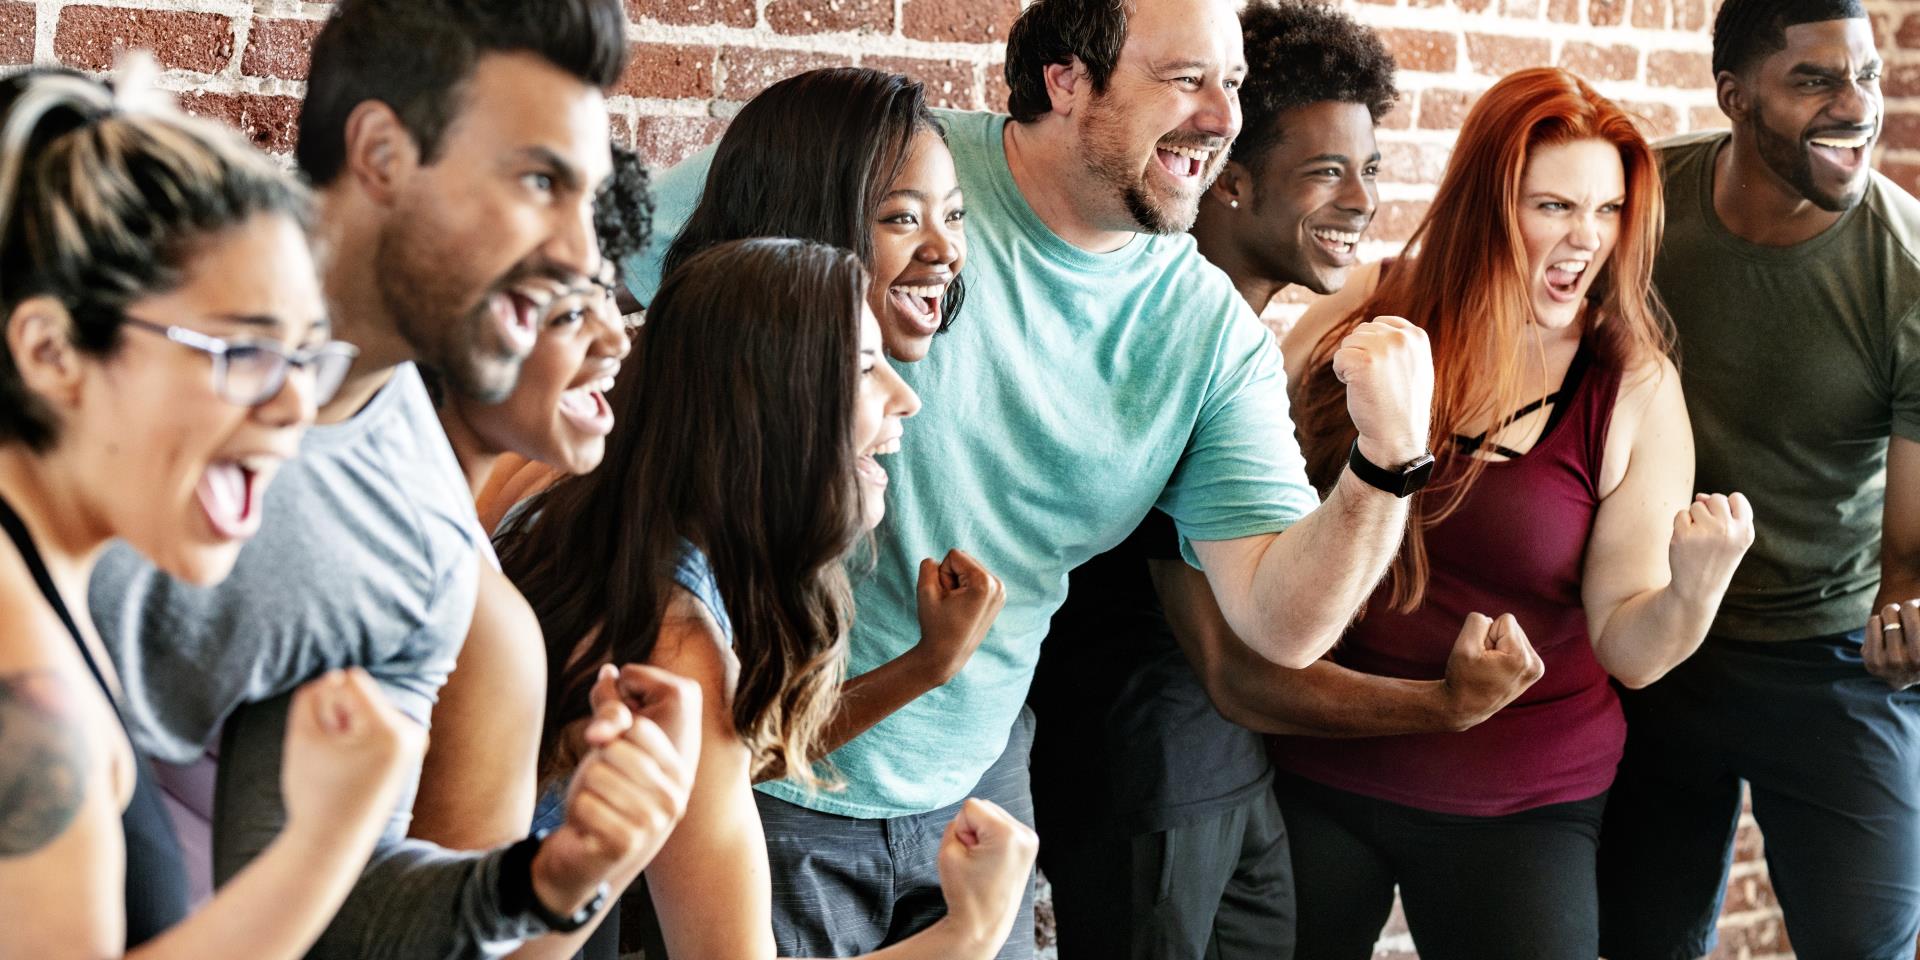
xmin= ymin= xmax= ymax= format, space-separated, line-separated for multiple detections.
xmin=1234 ymin=0 xmax=1398 ymax=174
xmin=1710 ymin=0 xmax=1867 ymax=76
xmin=595 ymin=146 xmax=652 ymax=268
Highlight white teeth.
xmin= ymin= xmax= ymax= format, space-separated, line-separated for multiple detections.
xmin=1550 ymin=259 xmax=1588 ymax=273
xmin=1312 ymin=228 xmax=1360 ymax=245
xmin=868 ymin=437 xmax=901 ymax=456
xmin=1811 ymin=135 xmax=1869 ymax=149
xmin=892 ymin=283 xmax=946 ymax=299
xmin=1161 ymin=144 xmax=1209 ymax=161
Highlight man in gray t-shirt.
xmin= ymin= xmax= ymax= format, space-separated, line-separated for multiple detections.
xmin=90 ymin=2 xmax=692 ymax=957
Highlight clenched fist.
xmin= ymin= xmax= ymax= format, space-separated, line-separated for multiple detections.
xmin=1335 ymin=315 xmax=1434 ymax=469
xmin=911 ymin=549 xmax=1007 ymax=686
xmin=1667 ymin=493 xmax=1755 ymax=608
xmin=533 ymin=663 xmax=701 ymax=915
xmin=1439 ymin=613 xmax=1544 ymax=731
xmin=281 ymin=668 xmax=425 ymax=848
xmin=936 ymin=798 xmax=1040 ymax=956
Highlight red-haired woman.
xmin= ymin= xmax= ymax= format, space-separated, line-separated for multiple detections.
xmin=1188 ymin=67 xmax=1756 ymax=958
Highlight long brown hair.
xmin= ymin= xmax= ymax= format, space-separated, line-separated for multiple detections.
xmin=1293 ymin=67 xmax=1672 ymax=611
xmin=498 ymin=237 xmax=865 ymax=788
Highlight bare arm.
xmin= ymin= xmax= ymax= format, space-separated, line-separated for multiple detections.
xmin=1151 ymin=559 xmax=1541 ymax=736
xmin=803 ymin=551 xmax=1004 ymax=765
xmin=1582 ymin=359 xmax=1753 ymax=689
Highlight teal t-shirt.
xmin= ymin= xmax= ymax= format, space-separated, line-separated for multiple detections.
xmin=626 ymin=110 xmax=1320 ymax=817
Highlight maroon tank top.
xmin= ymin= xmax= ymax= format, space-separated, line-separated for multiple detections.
xmin=1270 ymin=338 xmax=1627 ymax=817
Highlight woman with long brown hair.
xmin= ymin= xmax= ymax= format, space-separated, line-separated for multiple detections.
xmin=495 ymin=237 xmax=1036 ymax=960
xmin=1181 ymin=67 xmax=1754 ymax=957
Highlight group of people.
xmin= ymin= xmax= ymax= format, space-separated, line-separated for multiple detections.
xmin=0 ymin=0 xmax=1914 ymax=957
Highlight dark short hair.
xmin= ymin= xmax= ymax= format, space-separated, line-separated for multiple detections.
xmin=662 ymin=67 xmax=966 ymax=332
xmin=296 ymin=0 xmax=628 ymax=184
xmin=1711 ymin=0 xmax=1867 ymax=76
xmin=0 ymin=69 xmax=310 ymax=450
xmin=1234 ymin=0 xmax=1398 ymax=173
xmin=596 ymin=146 xmax=652 ymax=268
xmin=1004 ymin=0 xmax=1130 ymax=123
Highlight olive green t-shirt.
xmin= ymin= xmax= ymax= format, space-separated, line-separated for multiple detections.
xmin=1657 ymin=131 xmax=1920 ymax=641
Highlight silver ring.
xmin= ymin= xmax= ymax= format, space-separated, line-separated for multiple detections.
xmin=1886 ymin=621 xmax=1905 ymax=633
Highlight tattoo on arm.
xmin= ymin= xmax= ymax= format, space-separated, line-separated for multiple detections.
xmin=0 ymin=670 xmax=91 ymax=857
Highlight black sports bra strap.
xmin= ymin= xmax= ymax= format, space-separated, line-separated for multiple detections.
xmin=0 ymin=493 xmax=113 ymax=693
xmin=1452 ymin=342 xmax=1596 ymax=459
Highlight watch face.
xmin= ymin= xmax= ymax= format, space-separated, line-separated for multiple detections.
xmin=1404 ymin=456 xmax=1436 ymax=494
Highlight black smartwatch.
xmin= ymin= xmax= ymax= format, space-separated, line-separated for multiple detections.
xmin=497 ymin=831 xmax=610 ymax=933
xmin=1346 ymin=439 xmax=1435 ymax=498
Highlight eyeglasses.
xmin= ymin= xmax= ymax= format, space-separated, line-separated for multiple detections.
xmin=119 ymin=315 xmax=359 ymax=408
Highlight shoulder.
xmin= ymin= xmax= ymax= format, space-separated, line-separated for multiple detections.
xmin=1653 ymin=130 xmax=1727 ymax=170
xmin=650 ymin=584 xmax=739 ymax=711
xmin=1858 ymin=173 xmax=1920 ymax=273
xmin=1284 ymin=260 xmax=1382 ymax=379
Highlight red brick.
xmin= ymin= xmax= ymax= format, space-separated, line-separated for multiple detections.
xmin=985 ymin=63 xmax=1010 ymax=113
xmin=1561 ymin=41 xmax=1638 ymax=82
xmin=1467 ymin=34 xmax=1550 ymax=78
xmin=1548 ymin=0 xmax=1581 ymax=23
xmin=1632 ymin=0 xmax=1667 ymax=29
xmin=631 ymin=114 xmax=729 ymax=168
xmin=1886 ymin=63 xmax=1920 ymax=97
xmin=626 ymin=0 xmax=755 ymax=29
xmin=1417 ymin=88 xmax=1475 ymax=130
xmin=1648 ymin=50 xmax=1712 ymax=88
xmin=1590 ymin=0 xmax=1626 ymax=26
xmin=0 ymin=3 xmax=32 ymax=65
xmin=767 ymin=0 xmax=892 ymax=35
xmin=617 ymin=43 xmax=716 ymax=99
xmin=1623 ymin=100 xmax=1680 ymax=139
xmin=1501 ymin=0 xmax=1542 ymax=17
xmin=1457 ymin=0 xmax=1496 ymax=14
xmin=1881 ymin=112 xmax=1920 ymax=152
xmin=1898 ymin=14 xmax=1920 ymax=49
xmin=1689 ymin=103 xmax=1728 ymax=130
xmin=1379 ymin=140 xmax=1452 ymax=184
xmin=608 ymin=113 xmax=633 ymax=152
xmin=866 ymin=56 xmax=976 ymax=110
xmin=241 ymin=18 xmax=322 ymax=81
xmin=719 ymin=48 xmax=847 ymax=100
xmin=1722 ymin=872 xmax=1780 ymax=914
xmin=1879 ymin=158 xmax=1920 ymax=195
xmin=1357 ymin=0 xmax=1397 ymax=6
xmin=55 ymin=6 xmax=235 ymax=74
xmin=1381 ymin=29 xmax=1457 ymax=74
xmin=177 ymin=91 xmax=301 ymax=155
xmin=1371 ymin=199 xmax=1430 ymax=243
xmin=1379 ymin=96 xmax=1413 ymax=130
xmin=1674 ymin=0 xmax=1709 ymax=31
xmin=903 ymin=0 xmax=1020 ymax=43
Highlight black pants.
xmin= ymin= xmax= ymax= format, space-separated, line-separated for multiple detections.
xmin=1040 ymin=786 xmax=1294 ymax=960
xmin=1276 ymin=774 xmax=1605 ymax=960
xmin=1598 ymin=631 xmax=1920 ymax=960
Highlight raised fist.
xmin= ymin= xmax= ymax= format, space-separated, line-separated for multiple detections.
xmin=1439 ymin=613 xmax=1544 ymax=731
xmin=1334 ymin=315 xmax=1434 ymax=469
xmin=911 ymin=549 xmax=1007 ymax=686
xmin=936 ymin=798 xmax=1040 ymax=955
xmin=1667 ymin=493 xmax=1755 ymax=608
xmin=281 ymin=668 xmax=425 ymax=847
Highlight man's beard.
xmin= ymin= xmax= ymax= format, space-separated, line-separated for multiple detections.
xmin=1078 ymin=94 xmax=1227 ymax=235
xmin=1751 ymin=100 xmax=1870 ymax=214
xmin=375 ymin=218 xmax=541 ymax=405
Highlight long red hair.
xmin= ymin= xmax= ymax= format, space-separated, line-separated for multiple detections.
xmin=1293 ymin=66 xmax=1672 ymax=612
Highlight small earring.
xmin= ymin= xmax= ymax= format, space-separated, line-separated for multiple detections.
xmin=1229 ymin=200 xmax=1239 ymax=209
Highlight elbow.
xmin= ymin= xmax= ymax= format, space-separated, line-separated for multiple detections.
xmin=1248 ymin=629 xmax=1334 ymax=671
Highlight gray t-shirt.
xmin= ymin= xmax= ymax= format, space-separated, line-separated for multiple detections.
xmin=1656 ymin=132 xmax=1920 ymax=640
xmin=91 ymin=363 xmax=550 ymax=958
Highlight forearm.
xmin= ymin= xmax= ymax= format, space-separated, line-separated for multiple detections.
xmin=841 ymin=916 xmax=1002 ymax=960
xmin=794 ymin=653 xmax=940 ymax=770
xmin=1213 ymin=470 xmax=1407 ymax=668
xmin=1593 ymin=585 xmax=1718 ymax=689
xmin=129 ymin=827 xmax=378 ymax=960
xmin=1873 ymin=557 xmax=1920 ymax=611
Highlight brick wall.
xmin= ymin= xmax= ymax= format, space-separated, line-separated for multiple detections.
xmin=5 ymin=1 xmax=1915 ymax=957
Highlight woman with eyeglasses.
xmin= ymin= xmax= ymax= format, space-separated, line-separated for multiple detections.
xmin=0 ymin=68 xmax=422 ymax=957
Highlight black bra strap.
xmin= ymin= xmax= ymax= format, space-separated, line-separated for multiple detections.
xmin=1452 ymin=343 xmax=1595 ymax=460
xmin=0 ymin=493 xmax=112 ymax=694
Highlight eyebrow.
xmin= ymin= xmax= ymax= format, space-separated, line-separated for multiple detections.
xmin=1302 ymin=152 xmax=1384 ymax=165
xmin=881 ymin=186 xmax=966 ymax=203
xmin=210 ymin=313 xmax=287 ymax=332
xmin=512 ymin=145 xmax=585 ymax=192
xmin=1788 ymin=59 xmax=1880 ymax=78
xmin=1154 ymin=58 xmax=1214 ymax=74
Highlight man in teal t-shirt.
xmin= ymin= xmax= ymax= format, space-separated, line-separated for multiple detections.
xmin=626 ymin=0 xmax=1436 ymax=954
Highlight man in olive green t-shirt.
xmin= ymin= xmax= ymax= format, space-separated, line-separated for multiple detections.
xmin=1596 ymin=1 xmax=1920 ymax=958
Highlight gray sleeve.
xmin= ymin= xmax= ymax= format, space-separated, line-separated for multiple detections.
xmin=213 ymin=692 xmax=551 ymax=960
